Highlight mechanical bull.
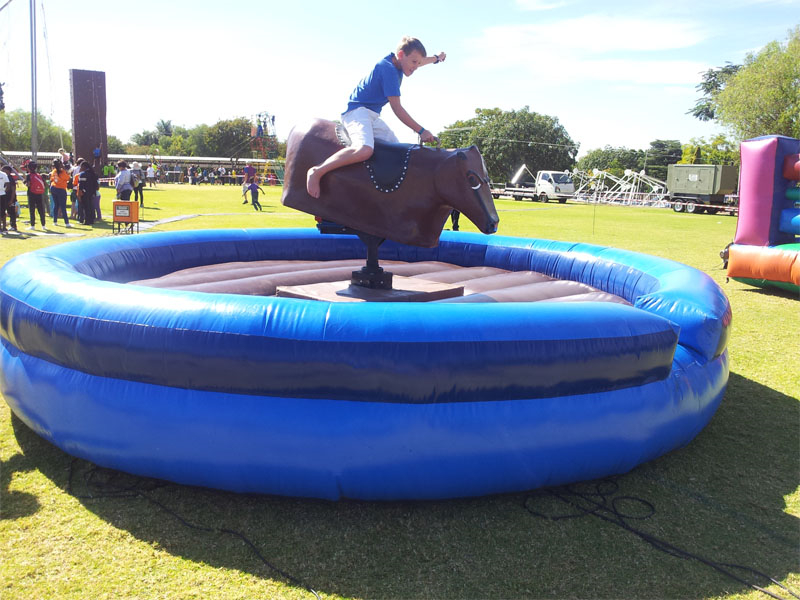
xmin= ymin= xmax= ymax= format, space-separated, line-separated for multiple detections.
xmin=281 ymin=118 xmax=499 ymax=248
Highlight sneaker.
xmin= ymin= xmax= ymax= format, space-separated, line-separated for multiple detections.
xmin=26 ymin=226 xmax=35 ymax=230
xmin=65 ymin=223 xmax=72 ymax=228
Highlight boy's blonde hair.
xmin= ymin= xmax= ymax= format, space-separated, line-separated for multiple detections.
xmin=397 ymin=36 xmax=426 ymax=57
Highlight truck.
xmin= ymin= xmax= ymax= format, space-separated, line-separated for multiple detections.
xmin=667 ymin=164 xmax=739 ymax=214
xmin=491 ymin=165 xmax=575 ymax=203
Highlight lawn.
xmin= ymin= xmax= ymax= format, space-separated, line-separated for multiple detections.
xmin=1 ymin=183 xmax=798 ymax=600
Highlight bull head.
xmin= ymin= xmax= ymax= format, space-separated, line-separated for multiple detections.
xmin=435 ymin=146 xmax=499 ymax=235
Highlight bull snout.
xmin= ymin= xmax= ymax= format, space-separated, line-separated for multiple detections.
xmin=482 ymin=219 xmax=499 ymax=235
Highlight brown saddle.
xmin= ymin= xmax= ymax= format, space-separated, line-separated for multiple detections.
xmin=336 ymin=123 xmax=415 ymax=193
xmin=365 ymin=141 xmax=415 ymax=193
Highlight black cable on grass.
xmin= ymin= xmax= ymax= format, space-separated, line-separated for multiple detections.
xmin=68 ymin=460 xmax=322 ymax=600
xmin=524 ymin=479 xmax=799 ymax=600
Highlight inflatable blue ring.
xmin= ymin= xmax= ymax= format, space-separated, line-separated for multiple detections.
xmin=0 ymin=228 xmax=731 ymax=500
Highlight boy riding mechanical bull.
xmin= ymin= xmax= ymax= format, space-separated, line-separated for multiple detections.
xmin=306 ymin=36 xmax=445 ymax=198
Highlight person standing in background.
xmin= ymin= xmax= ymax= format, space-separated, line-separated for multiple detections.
xmin=59 ymin=148 xmax=72 ymax=168
xmin=243 ymin=161 xmax=256 ymax=185
xmin=115 ymin=160 xmax=134 ymax=201
xmin=23 ymin=161 xmax=47 ymax=230
xmin=0 ymin=165 xmax=18 ymax=232
xmin=78 ymin=162 xmax=99 ymax=226
xmin=49 ymin=158 xmax=72 ymax=228
xmin=70 ymin=159 xmax=83 ymax=220
xmin=131 ymin=161 xmax=145 ymax=206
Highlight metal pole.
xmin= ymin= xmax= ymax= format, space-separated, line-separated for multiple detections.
xmin=29 ymin=0 xmax=37 ymax=160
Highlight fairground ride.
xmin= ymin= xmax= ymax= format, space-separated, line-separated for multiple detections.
xmin=250 ymin=111 xmax=284 ymax=185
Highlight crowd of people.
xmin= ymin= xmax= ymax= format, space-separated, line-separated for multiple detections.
xmin=1 ymin=154 xmax=279 ymax=234
xmin=0 ymin=150 xmax=152 ymax=233
xmin=1 ymin=151 xmax=104 ymax=232
xmin=182 ymin=163 xmax=279 ymax=186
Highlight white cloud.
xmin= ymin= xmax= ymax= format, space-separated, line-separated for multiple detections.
xmin=571 ymin=59 xmax=709 ymax=85
xmin=477 ymin=16 xmax=707 ymax=57
xmin=515 ymin=0 xmax=570 ymax=10
xmin=467 ymin=15 xmax=710 ymax=87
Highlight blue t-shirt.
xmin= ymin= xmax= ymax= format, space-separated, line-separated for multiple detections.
xmin=344 ymin=54 xmax=403 ymax=115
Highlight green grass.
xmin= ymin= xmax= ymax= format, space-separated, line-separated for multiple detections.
xmin=1 ymin=184 xmax=798 ymax=599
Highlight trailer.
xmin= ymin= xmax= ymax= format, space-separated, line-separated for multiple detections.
xmin=667 ymin=164 xmax=739 ymax=214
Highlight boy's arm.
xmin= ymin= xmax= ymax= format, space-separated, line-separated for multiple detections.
xmin=387 ymin=97 xmax=437 ymax=143
xmin=422 ymin=52 xmax=446 ymax=67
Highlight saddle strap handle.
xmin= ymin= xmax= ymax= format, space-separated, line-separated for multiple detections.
xmin=417 ymin=133 xmax=442 ymax=149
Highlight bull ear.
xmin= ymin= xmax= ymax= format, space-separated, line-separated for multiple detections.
xmin=457 ymin=151 xmax=467 ymax=161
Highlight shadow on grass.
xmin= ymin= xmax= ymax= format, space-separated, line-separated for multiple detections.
xmin=90 ymin=220 xmax=114 ymax=231
xmin=0 ymin=452 xmax=40 ymax=519
xmin=740 ymin=285 xmax=799 ymax=300
xmin=8 ymin=371 xmax=799 ymax=599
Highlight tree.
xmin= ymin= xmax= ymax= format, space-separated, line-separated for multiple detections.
xmin=166 ymin=134 xmax=189 ymax=156
xmin=130 ymin=129 xmax=159 ymax=146
xmin=438 ymin=107 xmax=577 ymax=182
xmin=155 ymin=119 xmax=173 ymax=138
xmin=189 ymin=124 xmax=211 ymax=156
xmin=106 ymin=135 xmax=126 ymax=154
xmin=714 ymin=26 xmax=800 ymax=139
xmin=0 ymin=109 xmax=71 ymax=151
xmin=679 ymin=135 xmax=739 ymax=166
xmin=642 ymin=140 xmax=682 ymax=181
xmin=124 ymin=143 xmax=155 ymax=155
xmin=576 ymin=140 xmax=681 ymax=181
xmin=689 ymin=27 xmax=800 ymax=139
xmin=203 ymin=117 xmax=252 ymax=158
xmin=125 ymin=118 xmax=276 ymax=158
xmin=576 ymin=146 xmax=645 ymax=177
xmin=688 ymin=63 xmax=741 ymax=121
xmin=275 ymin=139 xmax=287 ymax=160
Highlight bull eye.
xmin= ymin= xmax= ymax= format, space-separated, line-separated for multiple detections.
xmin=467 ymin=174 xmax=481 ymax=190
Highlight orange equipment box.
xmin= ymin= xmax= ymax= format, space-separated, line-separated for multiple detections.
xmin=113 ymin=201 xmax=140 ymax=233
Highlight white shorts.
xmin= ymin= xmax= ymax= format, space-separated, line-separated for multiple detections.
xmin=342 ymin=107 xmax=399 ymax=149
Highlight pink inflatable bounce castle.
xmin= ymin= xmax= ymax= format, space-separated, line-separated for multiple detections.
xmin=726 ymin=135 xmax=800 ymax=294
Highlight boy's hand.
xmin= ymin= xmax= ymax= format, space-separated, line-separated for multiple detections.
xmin=420 ymin=129 xmax=438 ymax=144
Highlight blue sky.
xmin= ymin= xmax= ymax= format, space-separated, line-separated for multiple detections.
xmin=1 ymin=0 xmax=796 ymax=156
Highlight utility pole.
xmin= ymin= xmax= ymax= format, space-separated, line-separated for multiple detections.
xmin=29 ymin=0 xmax=37 ymax=160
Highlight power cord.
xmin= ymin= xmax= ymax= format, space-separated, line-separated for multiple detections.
xmin=67 ymin=460 xmax=321 ymax=600
xmin=524 ymin=479 xmax=798 ymax=600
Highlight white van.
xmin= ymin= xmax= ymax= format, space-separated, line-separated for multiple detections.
xmin=535 ymin=170 xmax=575 ymax=203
